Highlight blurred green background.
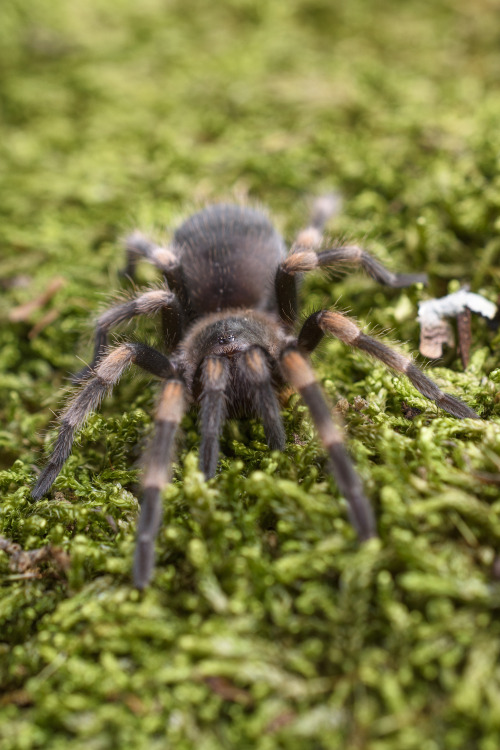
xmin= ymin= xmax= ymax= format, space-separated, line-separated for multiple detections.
xmin=1 ymin=0 xmax=500 ymax=747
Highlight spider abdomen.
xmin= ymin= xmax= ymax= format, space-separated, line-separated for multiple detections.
xmin=173 ymin=204 xmax=287 ymax=315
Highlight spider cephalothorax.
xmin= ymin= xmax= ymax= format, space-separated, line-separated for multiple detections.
xmin=32 ymin=200 xmax=479 ymax=588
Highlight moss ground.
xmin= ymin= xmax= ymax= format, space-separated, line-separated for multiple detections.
xmin=1 ymin=0 xmax=500 ymax=747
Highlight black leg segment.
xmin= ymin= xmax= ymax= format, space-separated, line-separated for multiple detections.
xmin=134 ymin=380 xmax=185 ymax=589
xmin=280 ymin=347 xmax=377 ymax=541
xmin=277 ymin=244 xmax=427 ymax=299
xmin=32 ymin=343 xmax=176 ymax=500
xmin=301 ymin=309 xmax=479 ymax=419
xmin=198 ymin=356 xmax=230 ymax=479
xmin=236 ymin=347 xmax=285 ymax=451
xmin=73 ymin=290 xmax=183 ymax=383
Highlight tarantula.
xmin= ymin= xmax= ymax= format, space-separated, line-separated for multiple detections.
xmin=32 ymin=198 xmax=479 ymax=588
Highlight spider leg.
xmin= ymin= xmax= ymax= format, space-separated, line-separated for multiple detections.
xmin=275 ymin=219 xmax=426 ymax=324
xmin=280 ymin=244 xmax=427 ymax=287
xmin=73 ymin=289 xmax=184 ymax=383
xmin=280 ymin=347 xmax=376 ymax=541
xmin=308 ymin=194 xmax=342 ymax=232
xmin=298 ymin=310 xmax=479 ymax=419
xmin=134 ymin=379 xmax=185 ymax=590
xmin=199 ymin=356 xmax=230 ymax=478
xmin=275 ymin=196 xmax=339 ymax=326
xmin=32 ymin=343 xmax=175 ymax=500
xmin=121 ymin=231 xmax=179 ymax=280
xmin=235 ymin=347 xmax=286 ymax=451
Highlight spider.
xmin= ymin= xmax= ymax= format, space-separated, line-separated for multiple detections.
xmin=32 ymin=198 xmax=479 ymax=589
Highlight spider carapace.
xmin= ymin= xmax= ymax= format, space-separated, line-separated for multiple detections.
xmin=32 ymin=199 xmax=479 ymax=588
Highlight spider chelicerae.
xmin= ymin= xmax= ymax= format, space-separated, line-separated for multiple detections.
xmin=32 ymin=198 xmax=479 ymax=589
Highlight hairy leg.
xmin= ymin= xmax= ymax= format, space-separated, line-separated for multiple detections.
xmin=298 ymin=310 xmax=479 ymax=419
xmin=276 ymin=216 xmax=426 ymax=324
xmin=73 ymin=289 xmax=183 ymax=382
xmin=121 ymin=231 xmax=179 ymax=279
xmin=279 ymin=244 xmax=427 ymax=287
xmin=32 ymin=343 xmax=175 ymax=500
xmin=198 ymin=356 xmax=230 ymax=478
xmin=280 ymin=347 xmax=376 ymax=541
xmin=275 ymin=195 xmax=340 ymax=325
xmin=236 ymin=346 xmax=285 ymax=451
xmin=134 ymin=379 xmax=185 ymax=590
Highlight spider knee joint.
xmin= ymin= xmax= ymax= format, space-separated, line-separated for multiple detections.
xmin=295 ymin=227 xmax=322 ymax=250
xmin=319 ymin=311 xmax=360 ymax=345
xmin=282 ymin=251 xmax=319 ymax=274
xmin=156 ymin=381 xmax=185 ymax=423
xmin=94 ymin=345 xmax=135 ymax=383
xmin=281 ymin=349 xmax=315 ymax=389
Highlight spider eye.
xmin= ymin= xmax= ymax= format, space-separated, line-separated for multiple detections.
xmin=218 ymin=334 xmax=235 ymax=345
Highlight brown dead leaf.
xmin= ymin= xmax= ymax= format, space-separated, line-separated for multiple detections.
xmin=8 ymin=276 xmax=65 ymax=322
xmin=123 ymin=694 xmax=147 ymax=715
xmin=401 ymin=401 xmax=423 ymax=420
xmin=28 ymin=308 xmax=59 ymax=339
xmin=0 ymin=690 xmax=33 ymax=707
xmin=0 ymin=535 xmax=70 ymax=578
xmin=204 ymin=676 xmax=253 ymax=705
xmin=335 ymin=397 xmax=350 ymax=416
xmin=265 ymin=710 xmax=297 ymax=733
xmin=419 ymin=320 xmax=455 ymax=359
xmin=353 ymin=396 xmax=368 ymax=412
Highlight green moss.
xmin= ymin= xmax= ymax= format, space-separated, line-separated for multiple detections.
xmin=2 ymin=0 xmax=500 ymax=747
